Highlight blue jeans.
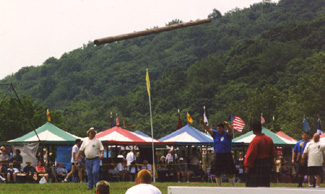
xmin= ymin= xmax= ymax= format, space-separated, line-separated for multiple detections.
xmin=86 ymin=157 xmax=100 ymax=189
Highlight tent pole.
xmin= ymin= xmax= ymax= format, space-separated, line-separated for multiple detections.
xmin=0 ymin=83 xmax=41 ymax=142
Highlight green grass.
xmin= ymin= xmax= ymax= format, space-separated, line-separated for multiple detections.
xmin=0 ymin=182 xmax=322 ymax=194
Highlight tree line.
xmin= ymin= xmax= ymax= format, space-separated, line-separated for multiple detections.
xmin=0 ymin=0 xmax=324 ymax=141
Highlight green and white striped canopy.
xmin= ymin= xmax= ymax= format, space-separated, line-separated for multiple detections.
xmin=232 ymin=127 xmax=296 ymax=146
xmin=7 ymin=122 xmax=82 ymax=145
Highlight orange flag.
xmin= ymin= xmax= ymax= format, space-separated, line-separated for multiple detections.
xmin=47 ymin=109 xmax=51 ymax=122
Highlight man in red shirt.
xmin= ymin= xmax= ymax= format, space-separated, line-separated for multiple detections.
xmin=244 ymin=120 xmax=274 ymax=187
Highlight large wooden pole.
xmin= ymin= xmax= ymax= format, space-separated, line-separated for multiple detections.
xmin=94 ymin=18 xmax=212 ymax=46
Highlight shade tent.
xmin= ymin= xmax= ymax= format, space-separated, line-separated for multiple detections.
xmin=276 ymin=131 xmax=297 ymax=144
xmin=7 ymin=122 xmax=82 ymax=145
xmin=134 ymin=130 xmax=151 ymax=138
xmin=96 ymin=126 xmax=165 ymax=145
xmin=132 ymin=130 xmax=160 ymax=143
xmin=233 ymin=127 xmax=296 ymax=146
xmin=159 ymin=124 xmax=213 ymax=145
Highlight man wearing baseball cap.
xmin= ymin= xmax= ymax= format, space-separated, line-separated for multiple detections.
xmin=77 ymin=127 xmax=104 ymax=190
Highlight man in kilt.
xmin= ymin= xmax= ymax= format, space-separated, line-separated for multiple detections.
xmin=200 ymin=119 xmax=237 ymax=186
xmin=244 ymin=120 xmax=274 ymax=187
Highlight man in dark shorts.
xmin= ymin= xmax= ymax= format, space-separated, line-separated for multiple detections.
xmin=302 ymin=133 xmax=325 ymax=189
xmin=176 ymin=157 xmax=190 ymax=183
xmin=12 ymin=149 xmax=23 ymax=171
xmin=200 ymin=119 xmax=237 ymax=186
xmin=64 ymin=139 xmax=83 ymax=182
xmin=292 ymin=131 xmax=310 ymax=187
xmin=244 ymin=121 xmax=274 ymax=187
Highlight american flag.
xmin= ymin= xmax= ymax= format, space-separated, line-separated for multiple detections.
xmin=231 ymin=114 xmax=245 ymax=132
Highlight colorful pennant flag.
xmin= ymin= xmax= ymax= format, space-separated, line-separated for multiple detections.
xmin=317 ymin=117 xmax=323 ymax=135
xmin=46 ymin=109 xmax=51 ymax=122
xmin=116 ymin=114 xmax=120 ymax=126
xmin=261 ymin=113 xmax=265 ymax=124
xmin=176 ymin=109 xmax=182 ymax=130
xmin=146 ymin=68 xmax=151 ymax=97
xmin=187 ymin=112 xmax=193 ymax=124
xmin=110 ymin=112 xmax=113 ymax=127
xmin=231 ymin=114 xmax=245 ymax=132
xmin=203 ymin=106 xmax=209 ymax=125
xmin=303 ymin=117 xmax=311 ymax=131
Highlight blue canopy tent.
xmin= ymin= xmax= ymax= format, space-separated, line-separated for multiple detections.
xmin=159 ymin=124 xmax=213 ymax=145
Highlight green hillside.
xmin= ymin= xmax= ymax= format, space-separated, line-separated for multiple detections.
xmin=1 ymin=0 xmax=325 ymax=141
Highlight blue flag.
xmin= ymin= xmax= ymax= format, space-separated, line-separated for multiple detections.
xmin=317 ymin=118 xmax=323 ymax=135
xmin=303 ymin=118 xmax=311 ymax=131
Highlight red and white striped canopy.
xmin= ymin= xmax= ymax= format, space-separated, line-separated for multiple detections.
xmin=96 ymin=126 xmax=162 ymax=145
xmin=276 ymin=131 xmax=297 ymax=144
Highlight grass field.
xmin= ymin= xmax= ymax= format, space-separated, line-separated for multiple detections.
xmin=1 ymin=182 xmax=322 ymax=194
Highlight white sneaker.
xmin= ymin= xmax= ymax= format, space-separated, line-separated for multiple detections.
xmin=316 ymin=186 xmax=319 ymax=189
xmin=63 ymin=179 xmax=68 ymax=182
xmin=0 ymin=176 xmax=5 ymax=181
xmin=80 ymin=181 xmax=83 ymax=183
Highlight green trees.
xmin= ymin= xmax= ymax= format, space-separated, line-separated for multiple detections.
xmin=0 ymin=0 xmax=324 ymax=140
xmin=0 ymin=95 xmax=64 ymax=141
xmin=208 ymin=9 xmax=222 ymax=20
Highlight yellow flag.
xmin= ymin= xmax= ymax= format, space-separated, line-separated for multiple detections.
xmin=187 ymin=112 xmax=193 ymax=124
xmin=146 ymin=68 xmax=151 ymax=96
xmin=47 ymin=108 xmax=51 ymax=122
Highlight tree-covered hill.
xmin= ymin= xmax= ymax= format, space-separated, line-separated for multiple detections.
xmin=1 ymin=0 xmax=324 ymax=141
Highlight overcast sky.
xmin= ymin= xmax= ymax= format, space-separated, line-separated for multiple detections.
xmin=0 ymin=0 xmax=278 ymax=79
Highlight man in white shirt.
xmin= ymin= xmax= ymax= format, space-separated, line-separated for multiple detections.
xmin=126 ymin=148 xmax=136 ymax=166
xmin=126 ymin=148 xmax=136 ymax=180
xmin=125 ymin=169 xmax=162 ymax=194
xmin=302 ymin=133 xmax=325 ymax=188
xmin=165 ymin=149 xmax=177 ymax=180
xmin=77 ymin=127 xmax=104 ymax=190
xmin=165 ymin=149 xmax=177 ymax=164
xmin=64 ymin=139 xmax=83 ymax=182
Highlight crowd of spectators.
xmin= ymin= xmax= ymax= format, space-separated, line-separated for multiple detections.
xmin=110 ymin=147 xmax=205 ymax=183
xmin=0 ymin=145 xmax=239 ymax=184
xmin=2 ymin=143 xmax=323 ymax=186
xmin=0 ymin=146 xmax=70 ymax=184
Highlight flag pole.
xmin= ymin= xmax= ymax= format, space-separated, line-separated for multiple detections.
xmin=231 ymin=113 xmax=234 ymax=139
xmin=146 ymin=68 xmax=156 ymax=182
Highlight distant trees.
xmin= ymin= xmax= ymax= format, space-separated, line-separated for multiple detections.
xmin=208 ymin=9 xmax=222 ymax=20
xmin=0 ymin=0 xmax=324 ymax=140
xmin=166 ymin=19 xmax=183 ymax=26
xmin=0 ymin=94 xmax=64 ymax=141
